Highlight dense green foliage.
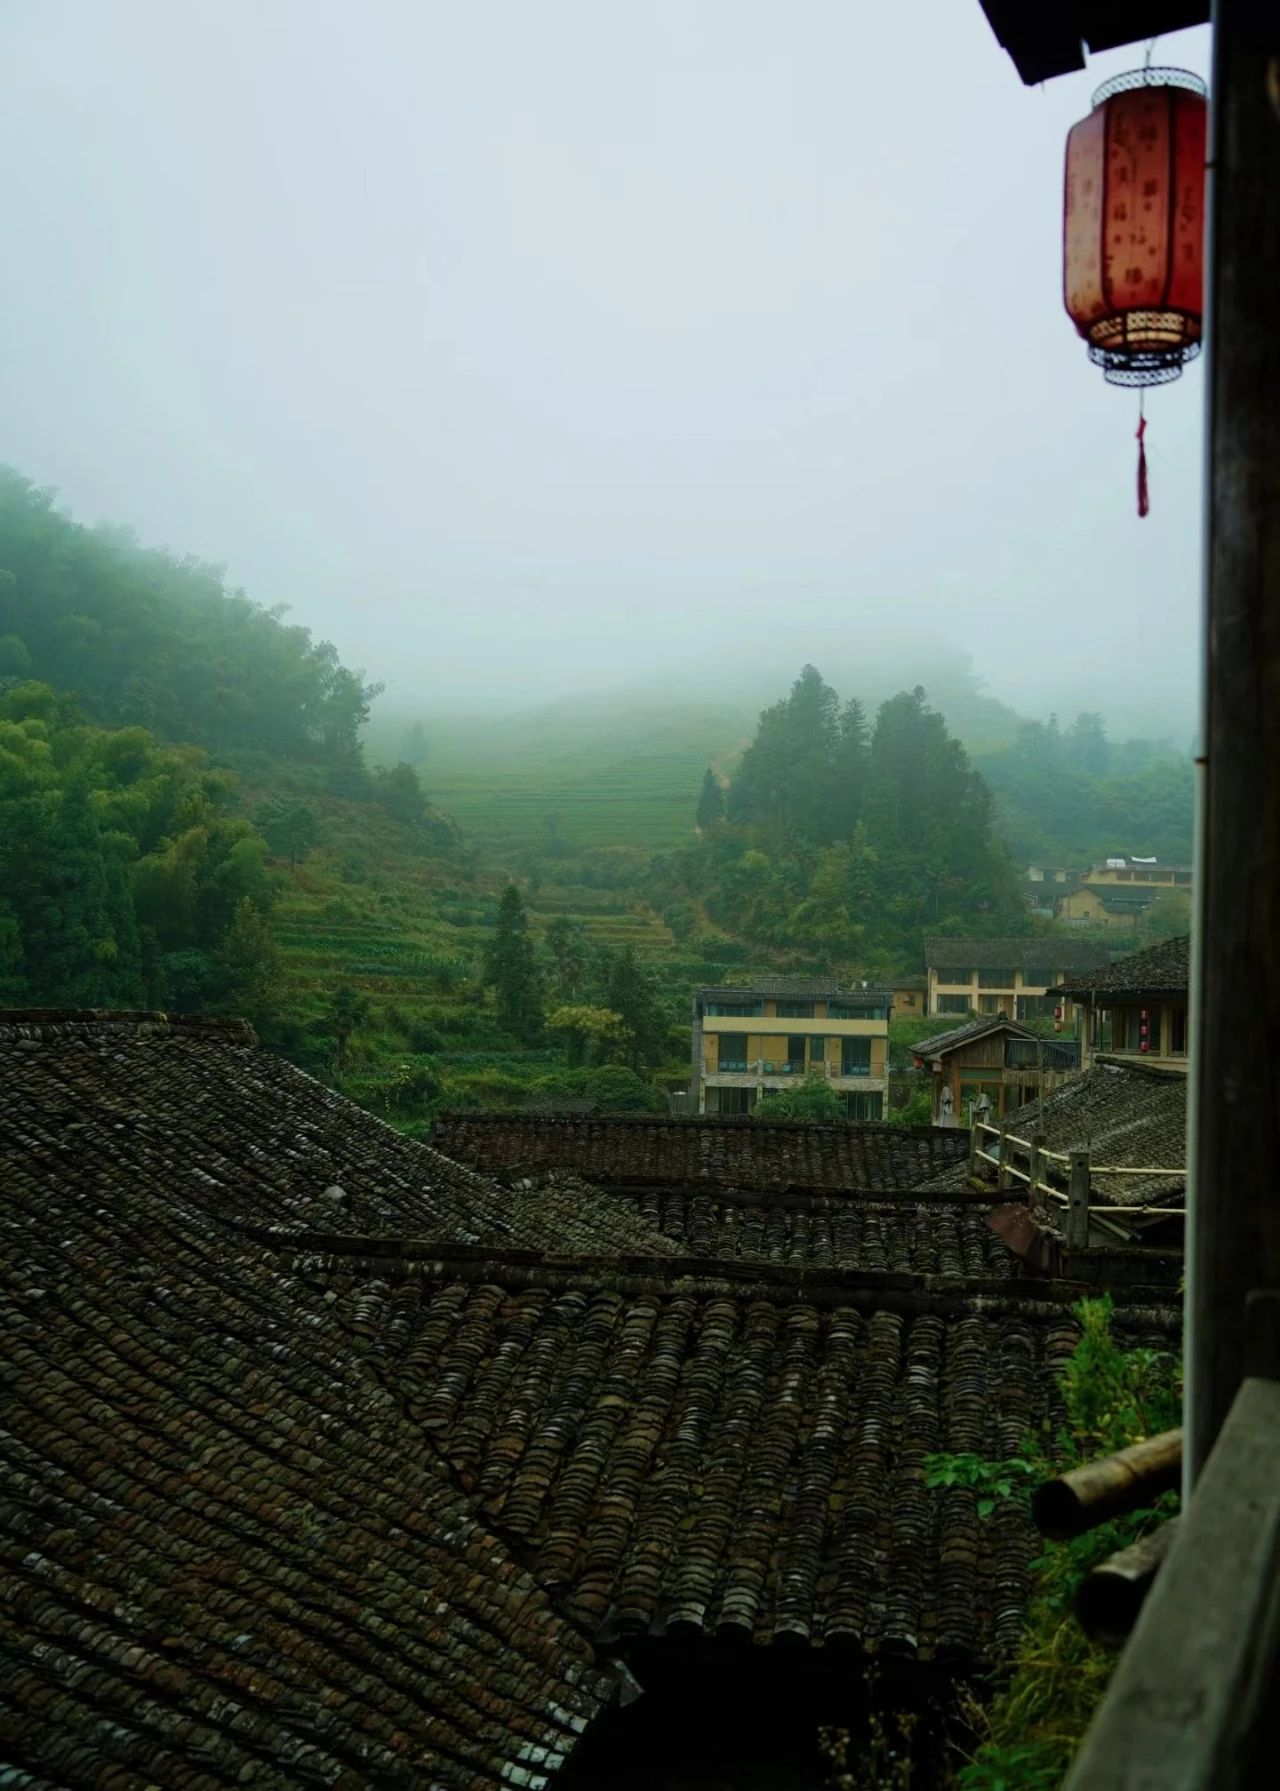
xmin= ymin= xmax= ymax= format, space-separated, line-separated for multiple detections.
xmin=665 ymin=668 xmax=1029 ymax=973
xmin=976 ymin=713 xmax=1194 ymax=866
xmin=0 ymin=468 xmax=381 ymax=778
xmin=754 ymin=1073 xmax=844 ymax=1122
xmin=0 ymin=681 xmax=278 ymax=1014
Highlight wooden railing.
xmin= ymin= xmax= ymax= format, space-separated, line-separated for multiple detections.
xmin=1062 ymin=1377 xmax=1280 ymax=1789
xmin=969 ymin=1122 xmax=1184 ymax=1242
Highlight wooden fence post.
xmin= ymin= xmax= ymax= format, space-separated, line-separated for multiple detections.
xmin=1066 ymin=1150 xmax=1091 ymax=1248
xmin=968 ymin=1113 xmax=980 ymax=1178
xmin=1029 ymin=1132 xmax=1045 ymax=1213
xmin=997 ymin=1122 xmax=1011 ymax=1192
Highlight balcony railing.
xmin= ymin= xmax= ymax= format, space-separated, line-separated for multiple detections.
xmin=709 ymin=1059 xmax=879 ymax=1080
xmin=1004 ymin=1038 xmax=1081 ymax=1071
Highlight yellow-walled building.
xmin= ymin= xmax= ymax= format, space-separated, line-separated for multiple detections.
xmin=691 ymin=977 xmax=890 ymax=1119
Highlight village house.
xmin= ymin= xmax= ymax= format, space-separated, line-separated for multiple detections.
xmin=689 ymin=975 xmax=890 ymax=1119
xmin=910 ymin=1014 xmax=1081 ymax=1124
xmin=923 ymin=935 xmax=1110 ymax=1021
xmin=1026 ymin=859 xmax=1194 ymax=928
xmin=1053 ymin=934 xmax=1191 ymax=1073
xmin=891 ymin=974 xmax=928 ymax=1017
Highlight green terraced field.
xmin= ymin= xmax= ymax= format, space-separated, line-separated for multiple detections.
xmin=368 ymin=693 xmax=752 ymax=851
xmin=426 ymin=750 xmax=709 ymax=850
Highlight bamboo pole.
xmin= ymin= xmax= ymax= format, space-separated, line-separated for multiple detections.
xmin=1033 ymin=1430 xmax=1183 ymax=1541
xmin=1075 ymin=1520 xmax=1180 ymax=1649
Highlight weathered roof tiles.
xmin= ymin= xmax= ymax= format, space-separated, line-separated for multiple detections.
xmin=431 ymin=1113 xmax=970 ymax=1194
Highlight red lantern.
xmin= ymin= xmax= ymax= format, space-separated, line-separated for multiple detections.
xmin=1064 ymin=69 xmax=1207 ymax=389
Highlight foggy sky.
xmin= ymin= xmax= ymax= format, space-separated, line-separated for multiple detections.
xmin=1 ymin=2 xmax=1209 ymax=736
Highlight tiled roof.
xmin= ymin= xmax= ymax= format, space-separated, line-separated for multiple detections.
xmin=329 ymin=1258 xmax=1175 ymax=1663
xmin=0 ymin=1010 xmax=668 ymax=1257
xmin=1003 ymin=1060 xmax=1187 ymax=1207
xmin=924 ymin=937 xmax=1112 ymax=973
xmin=523 ymin=1176 xmax=1021 ymax=1277
xmin=1054 ymin=935 xmax=1191 ymax=998
xmin=0 ymin=1008 xmax=1181 ymax=1778
xmin=0 ymin=1013 xmax=617 ymax=1788
xmin=431 ymin=1113 xmax=971 ymax=1194
xmin=912 ymin=1017 xmax=1038 ymax=1059
xmin=697 ymin=976 xmax=892 ymax=1000
xmin=1090 ymin=888 xmax=1154 ymax=913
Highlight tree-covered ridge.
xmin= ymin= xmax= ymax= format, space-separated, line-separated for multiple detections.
xmin=0 ymin=468 xmax=379 ymax=771
xmin=0 ymin=681 xmax=279 ymax=1014
xmin=669 ymin=667 xmax=1029 ymax=972
xmin=975 ymin=712 xmax=1195 ymax=866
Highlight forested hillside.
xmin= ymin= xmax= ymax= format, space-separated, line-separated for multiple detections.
xmin=975 ymin=714 xmax=1195 ymax=865
xmin=0 ymin=469 xmax=454 ymax=1042
xmin=0 ymin=469 xmax=1195 ymax=1125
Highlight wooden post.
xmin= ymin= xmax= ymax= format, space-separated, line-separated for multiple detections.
xmin=1029 ymin=1132 xmax=1045 ymax=1214
xmin=968 ymin=1111 xmax=980 ymax=1177
xmin=1189 ymin=0 xmax=1280 ymax=1481
xmin=997 ymin=1121 xmax=1010 ymax=1192
xmin=1065 ymin=1150 xmax=1090 ymax=1249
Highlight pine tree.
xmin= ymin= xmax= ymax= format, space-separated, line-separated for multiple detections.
xmin=256 ymin=796 xmax=322 ymax=870
xmin=218 ymin=897 xmax=284 ymax=1021
xmin=324 ymin=984 xmax=370 ymax=1080
xmin=696 ymin=768 xmax=726 ymax=829
xmin=605 ymin=945 xmax=665 ymax=1069
xmin=483 ymin=884 xmax=544 ymax=1043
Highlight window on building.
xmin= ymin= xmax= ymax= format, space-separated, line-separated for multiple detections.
xmin=830 ymin=1000 xmax=889 ymax=1021
xmin=715 ymin=1033 xmax=749 ymax=1072
xmin=809 ymin=1037 xmax=829 ymax=1071
xmin=936 ymin=995 xmax=972 ymax=1016
xmin=1110 ymin=1009 xmax=1133 ymax=1052
xmin=1017 ymin=994 xmax=1055 ymax=1021
xmin=712 ymin=1086 xmax=754 ymax=1115
xmin=845 ymin=1091 xmax=884 ymax=1121
xmin=841 ymin=1037 xmax=872 ymax=1076
xmin=1169 ymin=1005 xmax=1188 ymax=1055
xmin=786 ymin=1035 xmax=806 ymax=1071
xmin=978 ymin=994 xmax=1005 ymax=1014
xmin=775 ymin=1001 xmax=815 ymax=1018
xmin=938 ymin=969 xmax=973 ymax=986
xmin=705 ymin=1001 xmax=763 ymax=1017
xmin=977 ymin=968 xmax=1018 ymax=988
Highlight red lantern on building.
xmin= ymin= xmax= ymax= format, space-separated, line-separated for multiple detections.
xmin=1063 ymin=67 xmax=1207 ymax=517
xmin=1064 ymin=68 xmax=1207 ymax=388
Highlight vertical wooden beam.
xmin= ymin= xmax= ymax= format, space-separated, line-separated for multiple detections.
xmin=1066 ymin=1150 xmax=1091 ymax=1249
xmin=997 ymin=1121 xmax=1010 ymax=1191
xmin=1189 ymin=0 xmax=1280 ymax=1479
xmin=1029 ymin=1132 xmax=1045 ymax=1215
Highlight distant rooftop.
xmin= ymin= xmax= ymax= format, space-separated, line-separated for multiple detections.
xmin=912 ymin=1015 xmax=1037 ymax=1059
xmin=924 ymin=937 xmax=1112 ymax=973
xmin=696 ymin=974 xmax=892 ymax=1001
xmin=1054 ymin=935 xmax=1191 ymax=999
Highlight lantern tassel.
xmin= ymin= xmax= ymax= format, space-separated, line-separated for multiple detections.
xmin=1136 ymin=406 xmax=1150 ymax=519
